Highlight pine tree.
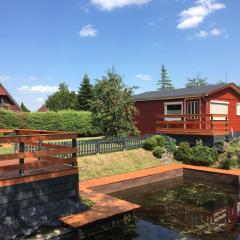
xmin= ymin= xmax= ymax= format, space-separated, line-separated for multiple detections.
xmin=20 ymin=102 xmax=30 ymax=112
xmin=77 ymin=74 xmax=93 ymax=111
xmin=185 ymin=74 xmax=208 ymax=88
xmin=157 ymin=65 xmax=174 ymax=91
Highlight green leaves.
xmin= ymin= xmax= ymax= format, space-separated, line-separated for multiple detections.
xmin=91 ymin=68 xmax=139 ymax=137
xmin=45 ymin=83 xmax=77 ymax=111
xmin=157 ymin=64 xmax=175 ymax=91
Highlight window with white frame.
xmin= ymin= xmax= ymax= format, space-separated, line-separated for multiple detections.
xmin=187 ymin=101 xmax=199 ymax=115
xmin=164 ymin=102 xmax=183 ymax=121
xmin=237 ymin=103 xmax=240 ymax=116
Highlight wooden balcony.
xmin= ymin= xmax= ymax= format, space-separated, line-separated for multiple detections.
xmin=0 ymin=129 xmax=79 ymax=182
xmin=156 ymin=114 xmax=228 ymax=136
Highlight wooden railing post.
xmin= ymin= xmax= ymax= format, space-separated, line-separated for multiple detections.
xmin=71 ymin=138 xmax=77 ymax=167
xmin=19 ymin=142 xmax=25 ymax=176
xmin=38 ymin=140 xmax=43 ymax=160
xmin=210 ymin=115 xmax=214 ymax=130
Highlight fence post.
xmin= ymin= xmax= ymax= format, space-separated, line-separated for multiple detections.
xmin=96 ymin=141 xmax=100 ymax=154
xmin=122 ymin=138 xmax=126 ymax=151
xmin=72 ymin=138 xmax=77 ymax=167
xmin=19 ymin=142 xmax=25 ymax=176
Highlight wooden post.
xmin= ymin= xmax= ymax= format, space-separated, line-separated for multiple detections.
xmin=72 ymin=138 xmax=77 ymax=167
xmin=210 ymin=115 xmax=214 ymax=130
xmin=38 ymin=140 xmax=43 ymax=160
xmin=19 ymin=142 xmax=25 ymax=176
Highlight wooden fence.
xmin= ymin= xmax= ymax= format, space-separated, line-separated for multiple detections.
xmin=25 ymin=135 xmax=150 ymax=157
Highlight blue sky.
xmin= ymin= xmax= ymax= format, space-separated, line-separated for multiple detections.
xmin=0 ymin=0 xmax=239 ymax=111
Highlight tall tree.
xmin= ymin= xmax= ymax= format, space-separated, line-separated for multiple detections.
xmin=77 ymin=74 xmax=93 ymax=111
xmin=91 ymin=68 xmax=139 ymax=137
xmin=157 ymin=65 xmax=174 ymax=91
xmin=185 ymin=74 xmax=208 ymax=88
xmin=45 ymin=83 xmax=77 ymax=111
xmin=20 ymin=102 xmax=30 ymax=112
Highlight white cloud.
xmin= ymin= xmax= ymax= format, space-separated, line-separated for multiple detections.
xmin=196 ymin=30 xmax=209 ymax=38
xmin=91 ymin=0 xmax=151 ymax=11
xmin=18 ymin=85 xmax=58 ymax=93
xmin=79 ymin=25 xmax=97 ymax=37
xmin=195 ymin=27 xmax=224 ymax=38
xmin=211 ymin=28 xmax=221 ymax=36
xmin=36 ymin=97 xmax=44 ymax=103
xmin=136 ymin=74 xmax=152 ymax=81
xmin=177 ymin=0 xmax=225 ymax=29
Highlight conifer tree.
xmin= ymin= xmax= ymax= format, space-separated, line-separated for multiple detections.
xmin=77 ymin=74 xmax=93 ymax=111
xmin=20 ymin=102 xmax=30 ymax=112
xmin=157 ymin=65 xmax=174 ymax=91
xmin=185 ymin=74 xmax=208 ymax=88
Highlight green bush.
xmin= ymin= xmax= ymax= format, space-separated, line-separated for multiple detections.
xmin=174 ymin=141 xmax=218 ymax=166
xmin=0 ymin=109 xmax=101 ymax=136
xmin=174 ymin=142 xmax=192 ymax=163
xmin=153 ymin=146 xmax=165 ymax=158
xmin=190 ymin=141 xmax=218 ymax=166
xmin=163 ymin=135 xmax=177 ymax=152
xmin=143 ymin=137 xmax=157 ymax=151
xmin=143 ymin=135 xmax=176 ymax=153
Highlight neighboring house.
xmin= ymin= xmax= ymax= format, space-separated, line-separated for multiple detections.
xmin=134 ymin=83 xmax=240 ymax=145
xmin=0 ymin=82 xmax=22 ymax=112
xmin=37 ymin=105 xmax=49 ymax=112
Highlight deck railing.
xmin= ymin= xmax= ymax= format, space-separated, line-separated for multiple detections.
xmin=0 ymin=129 xmax=78 ymax=176
xmin=156 ymin=114 xmax=228 ymax=134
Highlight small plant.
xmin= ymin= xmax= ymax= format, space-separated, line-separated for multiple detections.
xmin=174 ymin=142 xmax=192 ymax=163
xmin=143 ymin=137 xmax=157 ymax=151
xmin=190 ymin=141 xmax=218 ymax=166
xmin=151 ymin=135 xmax=165 ymax=147
xmin=153 ymin=146 xmax=165 ymax=158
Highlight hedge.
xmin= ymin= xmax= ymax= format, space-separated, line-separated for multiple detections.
xmin=0 ymin=109 xmax=101 ymax=137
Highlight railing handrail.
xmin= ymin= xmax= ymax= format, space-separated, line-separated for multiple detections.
xmin=156 ymin=114 xmax=228 ymax=118
xmin=0 ymin=129 xmax=78 ymax=176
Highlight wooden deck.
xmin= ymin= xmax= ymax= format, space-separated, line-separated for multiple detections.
xmin=0 ymin=129 xmax=78 ymax=181
xmin=156 ymin=114 xmax=229 ymax=136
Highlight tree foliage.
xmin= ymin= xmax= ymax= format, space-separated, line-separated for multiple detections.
xmin=20 ymin=102 xmax=30 ymax=112
xmin=91 ymin=68 xmax=139 ymax=137
xmin=185 ymin=74 xmax=208 ymax=88
xmin=157 ymin=65 xmax=174 ymax=91
xmin=77 ymin=74 xmax=93 ymax=111
xmin=45 ymin=83 xmax=77 ymax=111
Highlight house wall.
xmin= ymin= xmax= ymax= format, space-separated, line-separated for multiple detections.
xmin=135 ymin=98 xmax=207 ymax=134
xmin=207 ymin=87 xmax=240 ymax=133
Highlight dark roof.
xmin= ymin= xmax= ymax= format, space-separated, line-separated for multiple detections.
xmin=134 ymin=83 xmax=232 ymax=101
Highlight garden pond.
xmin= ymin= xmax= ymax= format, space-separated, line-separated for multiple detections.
xmin=28 ymin=177 xmax=240 ymax=240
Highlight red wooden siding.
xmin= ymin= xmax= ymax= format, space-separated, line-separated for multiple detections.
xmin=135 ymin=86 xmax=240 ymax=135
xmin=207 ymin=87 xmax=240 ymax=132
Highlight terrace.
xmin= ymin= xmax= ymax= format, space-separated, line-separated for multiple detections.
xmin=156 ymin=113 xmax=229 ymax=136
xmin=0 ymin=128 xmax=78 ymax=181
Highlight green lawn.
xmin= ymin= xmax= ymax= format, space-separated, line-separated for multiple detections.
xmin=77 ymin=148 xmax=175 ymax=180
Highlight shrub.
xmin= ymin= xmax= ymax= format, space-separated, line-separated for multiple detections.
xmin=190 ymin=141 xmax=218 ymax=166
xmin=143 ymin=135 xmax=176 ymax=153
xmin=153 ymin=146 xmax=165 ymax=158
xmin=0 ymin=109 xmax=101 ymax=136
xmin=143 ymin=137 xmax=157 ymax=151
xmin=174 ymin=142 xmax=192 ymax=163
xmin=163 ymin=135 xmax=177 ymax=153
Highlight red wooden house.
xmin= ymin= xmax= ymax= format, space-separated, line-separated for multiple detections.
xmin=0 ymin=82 xmax=22 ymax=112
xmin=134 ymin=83 xmax=240 ymax=145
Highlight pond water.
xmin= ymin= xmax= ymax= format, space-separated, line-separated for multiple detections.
xmin=28 ymin=177 xmax=240 ymax=240
xmin=107 ymin=177 xmax=240 ymax=240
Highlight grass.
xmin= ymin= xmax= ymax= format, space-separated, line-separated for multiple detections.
xmin=0 ymin=145 xmax=14 ymax=155
xmin=77 ymin=148 xmax=176 ymax=180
